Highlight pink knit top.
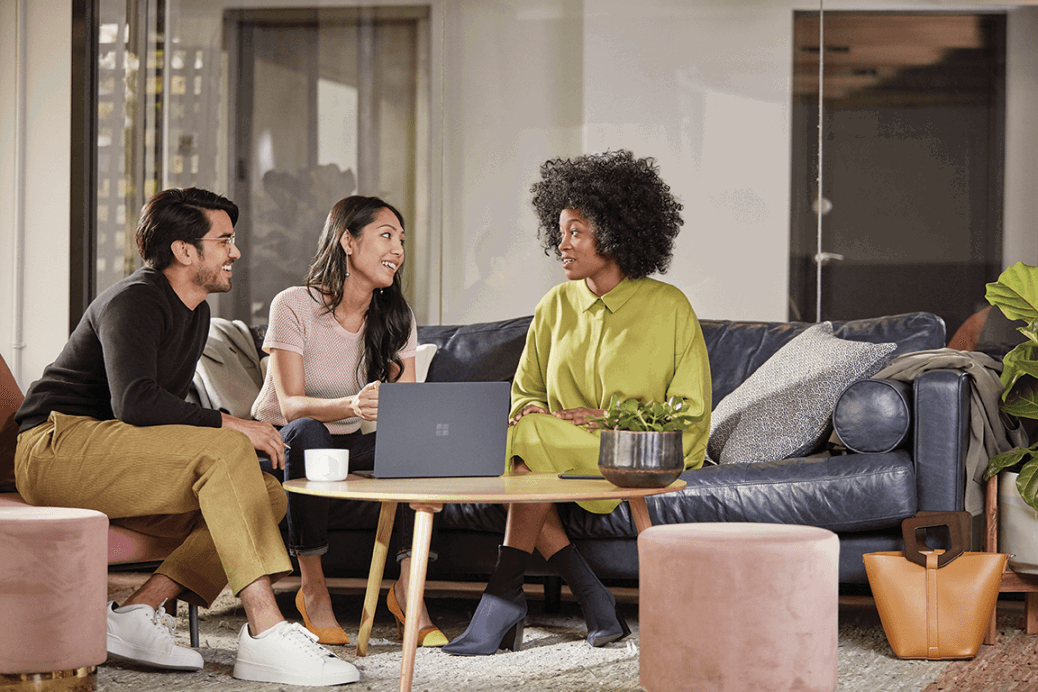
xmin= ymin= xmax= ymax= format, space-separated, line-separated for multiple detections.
xmin=251 ymin=286 xmax=417 ymax=433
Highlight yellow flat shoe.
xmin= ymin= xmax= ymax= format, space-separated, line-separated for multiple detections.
xmin=387 ymin=581 xmax=447 ymax=647
xmin=296 ymin=588 xmax=350 ymax=645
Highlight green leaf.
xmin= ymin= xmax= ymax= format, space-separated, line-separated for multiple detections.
xmin=595 ymin=396 xmax=694 ymax=432
xmin=1016 ymin=453 xmax=1038 ymax=512
xmin=986 ymin=447 xmax=1032 ymax=479
xmin=1001 ymin=342 xmax=1038 ymax=400
xmin=1003 ymin=381 xmax=1038 ymax=420
xmin=986 ymin=262 xmax=1038 ymax=324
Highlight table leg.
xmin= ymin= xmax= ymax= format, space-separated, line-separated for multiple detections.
xmin=356 ymin=501 xmax=397 ymax=657
xmin=399 ymin=502 xmax=442 ymax=692
xmin=629 ymin=497 xmax=653 ymax=534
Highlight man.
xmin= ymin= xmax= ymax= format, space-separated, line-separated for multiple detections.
xmin=14 ymin=188 xmax=358 ymax=686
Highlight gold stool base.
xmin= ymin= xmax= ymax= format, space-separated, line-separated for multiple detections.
xmin=0 ymin=666 xmax=97 ymax=692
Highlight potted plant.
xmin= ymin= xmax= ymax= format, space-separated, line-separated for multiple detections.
xmin=590 ymin=396 xmax=696 ymax=488
xmin=982 ymin=262 xmax=1038 ymax=572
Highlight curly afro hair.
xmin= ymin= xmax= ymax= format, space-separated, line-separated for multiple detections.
xmin=530 ymin=150 xmax=683 ymax=279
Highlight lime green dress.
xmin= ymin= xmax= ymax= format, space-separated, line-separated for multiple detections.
xmin=507 ymin=277 xmax=712 ymax=513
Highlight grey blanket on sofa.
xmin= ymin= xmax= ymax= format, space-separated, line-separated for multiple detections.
xmin=873 ymin=348 xmax=1030 ymax=516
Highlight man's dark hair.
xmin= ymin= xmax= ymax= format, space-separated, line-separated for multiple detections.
xmin=530 ymin=150 xmax=683 ymax=279
xmin=135 ymin=188 xmax=239 ymax=270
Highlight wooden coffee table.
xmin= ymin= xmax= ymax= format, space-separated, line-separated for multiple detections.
xmin=283 ymin=473 xmax=686 ymax=692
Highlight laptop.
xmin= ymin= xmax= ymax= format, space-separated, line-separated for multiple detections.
xmin=368 ymin=381 xmax=511 ymax=478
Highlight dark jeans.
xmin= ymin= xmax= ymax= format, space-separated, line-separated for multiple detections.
xmin=280 ymin=417 xmax=438 ymax=562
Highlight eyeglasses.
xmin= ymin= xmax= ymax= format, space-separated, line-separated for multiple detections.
xmin=196 ymin=234 xmax=236 ymax=247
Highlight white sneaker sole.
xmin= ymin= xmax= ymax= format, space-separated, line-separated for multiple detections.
xmin=107 ymin=633 xmax=204 ymax=671
xmin=233 ymin=659 xmax=360 ymax=686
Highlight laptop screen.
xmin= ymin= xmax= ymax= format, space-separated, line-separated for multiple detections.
xmin=372 ymin=381 xmax=511 ymax=478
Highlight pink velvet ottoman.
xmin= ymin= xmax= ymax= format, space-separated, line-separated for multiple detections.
xmin=638 ymin=523 xmax=839 ymax=692
xmin=0 ymin=501 xmax=108 ymax=690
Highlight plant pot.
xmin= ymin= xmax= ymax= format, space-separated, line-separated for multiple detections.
xmin=999 ymin=471 xmax=1038 ymax=575
xmin=597 ymin=430 xmax=683 ymax=488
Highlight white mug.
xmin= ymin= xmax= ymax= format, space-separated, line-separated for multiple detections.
xmin=304 ymin=448 xmax=350 ymax=481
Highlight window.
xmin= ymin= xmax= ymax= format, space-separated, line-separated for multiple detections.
xmin=84 ymin=2 xmax=432 ymax=325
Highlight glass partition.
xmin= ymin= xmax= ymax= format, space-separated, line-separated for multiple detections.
xmin=95 ymin=0 xmax=165 ymax=294
xmin=794 ymin=9 xmax=1007 ymax=337
xmin=91 ymin=1 xmax=431 ymax=324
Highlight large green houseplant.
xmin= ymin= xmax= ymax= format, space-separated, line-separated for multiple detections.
xmin=982 ymin=262 xmax=1038 ymax=510
xmin=590 ymin=396 xmax=696 ymax=488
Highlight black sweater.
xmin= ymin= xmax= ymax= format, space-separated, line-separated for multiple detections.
xmin=17 ymin=267 xmax=222 ymax=432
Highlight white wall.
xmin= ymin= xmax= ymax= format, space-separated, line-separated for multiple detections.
xmin=437 ymin=0 xmax=798 ymax=325
xmin=1005 ymin=5 xmax=1038 ymax=267
xmin=439 ymin=0 xmax=585 ymax=324
xmin=0 ymin=0 xmax=71 ymax=390
xmin=0 ymin=2 xmax=15 ymax=380
xmin=581 ymin=0 xmax=793 ymax=322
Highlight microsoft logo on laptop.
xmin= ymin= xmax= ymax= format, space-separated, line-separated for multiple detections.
xmin=436 ymin=423 xmax=449 ymax=437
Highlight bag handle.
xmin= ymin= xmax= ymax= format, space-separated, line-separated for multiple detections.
xmin=901 ymin=510 xmax=971 ymax=568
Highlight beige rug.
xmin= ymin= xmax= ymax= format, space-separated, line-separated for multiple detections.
xmin=103 ymin=575 xmax=1035 ymax=692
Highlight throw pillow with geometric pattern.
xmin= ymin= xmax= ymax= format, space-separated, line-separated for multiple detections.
xmin=707 ymin=322 xmax=896 ymax=465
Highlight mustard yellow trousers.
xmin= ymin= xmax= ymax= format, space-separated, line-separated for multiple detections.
xmin=15 ymin=412 xmax=292 ymax=607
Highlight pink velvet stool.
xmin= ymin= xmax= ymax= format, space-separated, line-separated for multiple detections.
xmin=638 ymin=523 xmax=839 ymax=692
xmin=0 ymin=500 xmax=108 ymax=691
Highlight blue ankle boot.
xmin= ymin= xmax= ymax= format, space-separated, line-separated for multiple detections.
xmin=443 ymin=546 xmax=529 ymax=655
xmin=548 ymin=544 xmax=630 ymax=647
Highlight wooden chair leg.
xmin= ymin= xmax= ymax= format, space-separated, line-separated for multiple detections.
xmin=985 ymin=474 xmax=1001 ymax=646
xmin=1027 ymin=593 xmax=1038 ymax=635
xmin=986 ymin=609 xmax=998 ymax=645
xmin=189 ymin=604 xmax=199 ymax=647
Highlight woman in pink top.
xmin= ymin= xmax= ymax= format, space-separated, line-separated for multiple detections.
xmin=253 ymin=196 xmax=445 ymax=647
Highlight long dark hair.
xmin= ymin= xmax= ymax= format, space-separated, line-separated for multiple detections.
xmin=305 ymin=196 xmax=412 ymax=384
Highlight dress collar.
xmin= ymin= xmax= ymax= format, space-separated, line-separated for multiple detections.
xmin=575 ymin=277 xmax=639 ymax=314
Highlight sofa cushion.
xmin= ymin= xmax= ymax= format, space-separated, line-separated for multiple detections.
xmin=707 ymin=322 xmax=896 ymax=464
xmin=556 ymin=451 xmax=918 ymax=539
xmin=415 ymin=343 xmax=437 ymax=383
xmin=833 ymin=378 xmax=912 ymax=453
xmin=702 ymin=311 xmax=946 ymax=407
xmin=418 ymin=316 xmax=532 ymax=383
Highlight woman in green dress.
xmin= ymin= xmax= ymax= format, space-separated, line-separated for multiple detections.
xmin=444 ymin=150 xmax=711 ymax=656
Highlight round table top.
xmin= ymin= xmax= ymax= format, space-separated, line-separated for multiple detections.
xmin=282 ymin=472 xmax=685 ymax=504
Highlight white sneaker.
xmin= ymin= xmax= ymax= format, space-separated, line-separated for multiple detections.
xmin=233 ymin=621 xmax=360 ymax=686
xmin=106 ymin=601 xmax=204 ymax=671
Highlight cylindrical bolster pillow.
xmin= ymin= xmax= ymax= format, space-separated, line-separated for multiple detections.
xmin=833 ymin=379 xmax=912 ymax=454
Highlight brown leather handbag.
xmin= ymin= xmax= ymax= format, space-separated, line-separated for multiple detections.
xmin=863 ymin=511 xmax=1009 ymax=660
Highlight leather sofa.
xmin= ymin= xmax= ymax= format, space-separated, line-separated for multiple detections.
xmin=274 ymin=310 xmax=961 ymax=589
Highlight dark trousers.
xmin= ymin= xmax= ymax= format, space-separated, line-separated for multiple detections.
xmin=280 ymin=417 xmax=437 ymax=562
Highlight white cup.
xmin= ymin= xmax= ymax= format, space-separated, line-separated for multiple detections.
xmin=304 ymin=448 xmax=350 ymax=481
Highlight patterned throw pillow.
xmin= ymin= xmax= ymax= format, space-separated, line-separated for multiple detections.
xmin=707 ymin=322 xmax=896 ymax=465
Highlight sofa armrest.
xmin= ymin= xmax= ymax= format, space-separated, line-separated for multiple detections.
xmin=912 ymin=369 xmax=970 ymax=512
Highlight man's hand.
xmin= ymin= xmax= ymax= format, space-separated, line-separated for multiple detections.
xmin=552 ymin=407 xmax=606 ymax=427
xmin=349 ymin=381 xmax=380 ymax=421
xmin=509 ymin=404 xmax=549 ymax=427
xmin=221 ymin=414 xmax=285 ymax=469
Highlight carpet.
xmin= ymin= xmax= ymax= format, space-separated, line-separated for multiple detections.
xmin=101 ymin=575 xmax=1035 ymax=692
